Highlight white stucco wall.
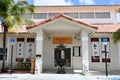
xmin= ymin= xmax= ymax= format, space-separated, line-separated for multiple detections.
xmin=0 ymin=33 xmax=119 ymax=71
xmin=89 ymin=33 xmax=120 ymax=71
xmin=43 ymin=35 xmax=83 ymax=70
xmin=0 ymin=34 xmax=35 ymax=69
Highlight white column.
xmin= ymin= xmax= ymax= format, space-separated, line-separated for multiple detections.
xmin=81 ymin=31 xmax=89 ymax=75
xmin=35 ymin=31 xmax=43 ymax=74
xmin=118 ymin=42 xmax=120 ymax=69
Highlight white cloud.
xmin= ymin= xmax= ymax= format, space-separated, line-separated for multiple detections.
xmin=79 ymin=0 xmax=95 ymax=5
xmin=34 ymin=0 xmax=73 ymax=6
xmin=109 ymin=0 xmax=116 ymax=5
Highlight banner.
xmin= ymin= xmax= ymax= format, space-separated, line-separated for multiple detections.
xmin=26 ymin=38 xmax=35 ymax=60
xmin=26 ymin=43 xmax=35 ymax=57
xmin=16 ymin=38 xmax=24 ymax=62
xmin=91 ymin=38 xmax=100 ymax=62
xmin=101 ymin=38 xmax=110 ymax=62
xmin=16 ymin=38 xmax=24 ymax=60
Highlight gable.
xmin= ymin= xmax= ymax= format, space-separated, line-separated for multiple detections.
xmin=27 ymin=14 xmax=97 ymax=30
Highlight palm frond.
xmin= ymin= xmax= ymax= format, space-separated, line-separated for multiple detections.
xmin=11 ymin=1 xmax=34 ymax=16
xmin=4 ymin=16 xmax=23 ymax=28
xmin=23 ymin=19 xmax=34 ymax=25
xmin=1 ymin=0 xmax=35 ymax=29
xmin=0 ymin=0 xmax=6 ymax=17
xmin=112 ymin=30 xmax=120 ymax=43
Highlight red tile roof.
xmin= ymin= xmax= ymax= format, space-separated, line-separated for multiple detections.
xmin=27 ymin=13 xmax=97 ymax=29
xmin=93 ymin=23 xmax=120 ymax=33
xmin=0 ymin=14 xmax=120 ymax=33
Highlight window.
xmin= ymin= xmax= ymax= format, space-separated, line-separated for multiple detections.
xmin=0 ymin=48 xmax=7 ymax=60
xmin=64 ymin=13 xmax=78 ymax=18
xmin=22 ymin=13 xmax=32 ymax=19
xmin=95 ymin=12 xmax=110 ymax=18
xmin=79 ymin=12 xmax=94 ymax=19
xmin=33 ymin=13 xmax=47 ymax=19
xmin=48 ymin=13 xmax=59 ymax=18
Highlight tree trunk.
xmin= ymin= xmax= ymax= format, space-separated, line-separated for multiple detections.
xmin=1 ymin=22 xmax=7 ymax=72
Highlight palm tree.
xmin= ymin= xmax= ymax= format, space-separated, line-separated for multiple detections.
xmin=113 ymin=29 xmax=120 ymax=43
xmin=0 ymin=0 xmax=34 ymax=72
xmin=112 ymin=8 xmax=120 ymax=43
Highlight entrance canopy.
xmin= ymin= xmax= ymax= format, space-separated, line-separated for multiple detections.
xmin=26 ymin=13 xmax=98 ymax=74
xmin=27 ymin=14 xmax=97 ymax=36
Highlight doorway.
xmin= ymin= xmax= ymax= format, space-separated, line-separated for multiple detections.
xmin=54 ymin=48 xmax=71 ymax=67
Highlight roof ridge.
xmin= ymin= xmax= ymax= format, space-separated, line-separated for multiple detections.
xmin=27 ymin=13 xmax=97 ymax=29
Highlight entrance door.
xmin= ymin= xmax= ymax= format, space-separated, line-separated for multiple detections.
xmin=54 ymin=48 xmax=71 ymax=67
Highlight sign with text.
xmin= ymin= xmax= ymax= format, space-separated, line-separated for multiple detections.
xmin=52 ymin=37 xmax=72 ymax=44
xmin=91 ymin=38 xmax=100 ymax=62
xmin=26 ymin=38 xmax=35 ymax=59
xmin=16 ymin=38 xmax=24 ymax=58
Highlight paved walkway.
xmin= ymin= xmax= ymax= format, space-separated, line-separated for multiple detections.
xmin=0 ymin=70 xmax=120 ymax=80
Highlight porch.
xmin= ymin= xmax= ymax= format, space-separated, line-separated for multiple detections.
xmin=27 ymin=14 xmax=97 ymax=75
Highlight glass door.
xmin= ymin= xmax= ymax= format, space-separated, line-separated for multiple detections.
xmin=54 ymin=48 xmax=71 ymax=67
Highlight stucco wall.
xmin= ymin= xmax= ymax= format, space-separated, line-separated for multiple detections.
xmin=0 ymin=34 xmax=35 ymax=70
xmin=0 ymin=32 xmax=119 ymax=71
xmin=89 ymin=33 xmax=120 ymax=71
xmin=43 ymin=35 xmax=83 ymax=70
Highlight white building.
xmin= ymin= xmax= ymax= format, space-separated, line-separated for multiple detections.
xmin=0 ymin=5 xmax=120 ymax=74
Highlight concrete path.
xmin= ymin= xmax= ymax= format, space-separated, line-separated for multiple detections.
xmin=0 ymin=73 xmax=120 ymax=80
xmin=0 ymin=70 xmax=120 ymax=80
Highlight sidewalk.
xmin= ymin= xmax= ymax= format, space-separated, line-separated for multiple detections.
xmin=0 ymin=70 xmax=120 ymax=80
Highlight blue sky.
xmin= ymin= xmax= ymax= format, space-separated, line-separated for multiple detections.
xmin=26 ymin=0 xmax=120 ymax=6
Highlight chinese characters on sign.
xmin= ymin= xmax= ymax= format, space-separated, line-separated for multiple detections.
xmin=16 ymin=38 xmax=24 ymax=58
xmin=26 ymin=38 xmax=35 ymax=59
xmin=91 ymin=38 xmax=100 ymax=62
xmin=16 ymin=38 xmax=24 ymax=62
xmin=91 ymin=38 xmax=110 ymax=63
xmin=52 ymin=37 xmax=72 ymax=44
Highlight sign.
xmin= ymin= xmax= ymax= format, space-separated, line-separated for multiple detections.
xmin=26 ymin=38 xmax=35 ymax=60
xmin=101 ymin=38 xmax=109 ymax=42
xmin=10 ymin=38 xmax=15 ymax=44
xmin=16 ymin=38 xmax=24 ymax=58
xmin=73 ymin=46 xmax=81 ymax=56
xmin=91 ymin=38 xmax=100 ymax=62
xmin=52 ymin=37 xmax=72 ymax=44
xmin=102 ymin=38 xmax=109 ymax=45
xmin=101 ymin=38 xmax=110 ymax=62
